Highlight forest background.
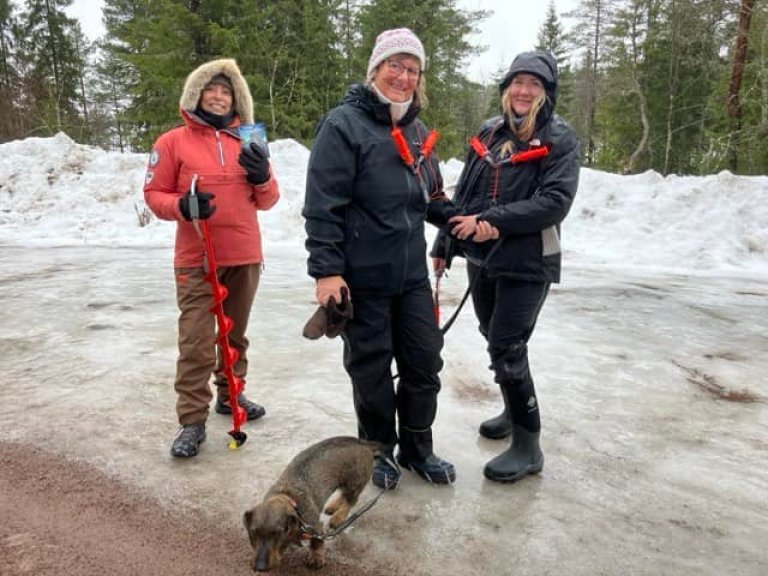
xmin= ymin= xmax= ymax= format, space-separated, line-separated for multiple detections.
xmin=0 ymin=0 xmax=765 ymax=175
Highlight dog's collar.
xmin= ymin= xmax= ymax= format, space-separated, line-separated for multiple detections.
xmin=286 ymin=496 xmax=320 ymax=542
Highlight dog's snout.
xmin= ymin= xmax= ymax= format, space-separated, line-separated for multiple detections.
xmin=254 ymin=541 xmax=272 ymax=571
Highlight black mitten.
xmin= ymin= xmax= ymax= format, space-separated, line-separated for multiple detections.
xmin=238 ymin=142 xmax=270 ymax=185
xmin=179 ymin=191 xmax=216 ymax=221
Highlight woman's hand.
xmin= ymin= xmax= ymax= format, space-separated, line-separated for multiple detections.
xmin=432 ymin=258 xmax=446 ymax=276
xmin=316 ymin=276 xmax=348 ymax=307
xmin=449 ymin=214 xmax=478 ymax=240
xmin=473 ymin=220 xmax=500 ymax=243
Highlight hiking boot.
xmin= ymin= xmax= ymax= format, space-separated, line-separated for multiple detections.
xmin=372 ymin=453 xmax=401 ymax=490
xmin=397 ymin=452 xmax=456 ymax=485
xmin=170 ymin=423 xmax=206 ymax=458
xmin=215 ymin=393 xmax=266 ymax=420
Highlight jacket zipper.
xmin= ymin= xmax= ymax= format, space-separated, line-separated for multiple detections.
xmin=215 ymin=130 xmax=225 ymax=165
xmin=401 ymin=168 xmax=415 ymax=293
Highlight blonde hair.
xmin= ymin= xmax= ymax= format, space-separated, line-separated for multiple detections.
xmin=501 ymin=87 xmax=546 ymax=144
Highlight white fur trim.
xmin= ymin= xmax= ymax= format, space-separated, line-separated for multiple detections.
xmin=179 ymin=59 xmax=254 ymax=125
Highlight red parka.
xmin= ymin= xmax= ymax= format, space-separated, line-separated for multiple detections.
xmin=144 ymin=59 xmax=279 ymax=268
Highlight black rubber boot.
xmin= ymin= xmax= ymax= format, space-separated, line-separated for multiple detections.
xmin=170 ymin=422 xmax=206 ymax=458
xmin=397 ymin=428 xmax=456 ymax=485
xmin=483 ymin=424 xmax=543 ymax=483
xmin=479 ymin=386 xmax=512 ymax=439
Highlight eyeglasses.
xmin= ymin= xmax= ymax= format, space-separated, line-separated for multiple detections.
xmin=385 ymin=59 xmax=421 ymax=80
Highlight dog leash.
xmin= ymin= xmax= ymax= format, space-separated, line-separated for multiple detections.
xmin=292 ymin=489 xmax=387 ymax=542
xmin=293 ymin=453 xmax=399 ymax=541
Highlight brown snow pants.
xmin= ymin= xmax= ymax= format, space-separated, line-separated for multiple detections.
xmin=173 ymin=264 xmax=261 ymax=425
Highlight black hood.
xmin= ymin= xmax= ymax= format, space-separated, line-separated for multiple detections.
xmin=499 ymin=51 xmax=559 ymax=106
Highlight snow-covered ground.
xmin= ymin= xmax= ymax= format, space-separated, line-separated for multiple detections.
xmin=1 ymin=133 xmax=766 ymax=575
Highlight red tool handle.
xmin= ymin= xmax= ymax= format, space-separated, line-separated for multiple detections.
xmin=470 ymin=136 xmax=489 ymax=159
xmin=391 ymin=127 xmax=415 ymax=166
xmin=421 ymin=130 xmax=439 ymax=158
xmin=510 ymin=146 xmax=549 ymax=163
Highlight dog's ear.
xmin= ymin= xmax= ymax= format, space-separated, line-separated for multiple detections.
xmin=285 ymin=507 xmax=301 ymax=539
xmin=243 ymin=509 xmax=259 ymax=549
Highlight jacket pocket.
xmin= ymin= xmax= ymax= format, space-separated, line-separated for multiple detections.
xmin=541 ymin=226 xmax=560 ymax=257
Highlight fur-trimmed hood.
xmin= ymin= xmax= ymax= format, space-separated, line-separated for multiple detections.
xmin=179 ymin=59 xmax=254 ymax=125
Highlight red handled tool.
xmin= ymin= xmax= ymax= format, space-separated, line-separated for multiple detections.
xmin=470 ymin=136 xmax=549 ymax=165
xmin=391 ymin=127 xmax=441 ymax=202
xmin=433 ymin=267 xmax=444 ymax=325
xmin=189 ymin=175 xmax=247 ymax=449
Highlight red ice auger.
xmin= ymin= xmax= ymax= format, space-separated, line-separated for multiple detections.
xmin=188 ymin=175 xmax=247 ymax=450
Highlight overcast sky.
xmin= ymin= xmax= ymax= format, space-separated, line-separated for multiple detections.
xmin=68 ymin=0 xmax=580 ymax=83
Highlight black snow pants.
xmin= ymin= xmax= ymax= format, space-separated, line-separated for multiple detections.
xmin=341 ymin=282 xmax=443 ymax=454
xmin=467 ymin=262 xmax=550 ymax=433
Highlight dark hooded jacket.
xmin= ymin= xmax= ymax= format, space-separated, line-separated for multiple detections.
xmin=433 ymin=51 xmax=580 ymax=283
xmin=303 ymin=83 xmax=458 ymax=294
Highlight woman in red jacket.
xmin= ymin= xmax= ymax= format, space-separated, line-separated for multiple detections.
xmin=144 ymin=59 xmax=279 ymax=458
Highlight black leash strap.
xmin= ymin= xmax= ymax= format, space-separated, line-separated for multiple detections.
xmin=440 ymin=241 xmax=501 ymax=335
xmin=319 ymin=487 xmax=387 ymax=540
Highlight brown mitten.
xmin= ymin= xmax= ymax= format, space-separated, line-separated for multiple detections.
xmin=302 ymin=305 xmax=327 ymax=340
xmin=325 ymin=287 xmax=353 ymax=338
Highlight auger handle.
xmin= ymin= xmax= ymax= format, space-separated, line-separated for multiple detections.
xmin=391 ymin=127 xmax=415 ymax=166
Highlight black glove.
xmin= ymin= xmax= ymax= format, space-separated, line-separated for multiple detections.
xmin=238 ymin=142 xmax=270 ymax=185
xmin=179 ymin=190 xmax=216 ymax=221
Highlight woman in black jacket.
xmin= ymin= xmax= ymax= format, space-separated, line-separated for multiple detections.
xmin=303 ymin=29 xmax=459 ymax=490
xmin=433 ymin=51 xmax=580 ymax=483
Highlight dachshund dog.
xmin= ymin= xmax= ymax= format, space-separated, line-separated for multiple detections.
xmin=243 ymin=436 xmax=380 ymax=571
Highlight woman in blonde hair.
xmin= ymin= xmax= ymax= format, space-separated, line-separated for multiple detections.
xmin=432 ymin=50 xmax=580 ymax=483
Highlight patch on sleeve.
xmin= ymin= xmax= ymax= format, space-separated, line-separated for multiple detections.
xmin=149 ymin=149 xmax=160 ymax=167
xmin=145 ymin=171 xmax=154 ymax=185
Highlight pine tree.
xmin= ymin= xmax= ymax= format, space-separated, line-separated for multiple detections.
xmin=16 ymin=0 xmax=86 ymax=138
xmin=566 ymin=0 xmax=614 ymax=166
xmin=536 ymin=1 xmax=575 ymax=129
xmin=0 ymin=0 xmax=22 ymax=141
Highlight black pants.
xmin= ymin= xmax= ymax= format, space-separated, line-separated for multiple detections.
xmin=342 ymin=282 xmax=443 ymax=452
xmin=467 ymin=262 xmax=550 ymax=432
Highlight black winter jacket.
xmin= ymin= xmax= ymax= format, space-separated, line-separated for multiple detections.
xmin=433 ymin=113 xmax=580 ymax=283
xmin=304 ymin=84 xmax=457 ymax=294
